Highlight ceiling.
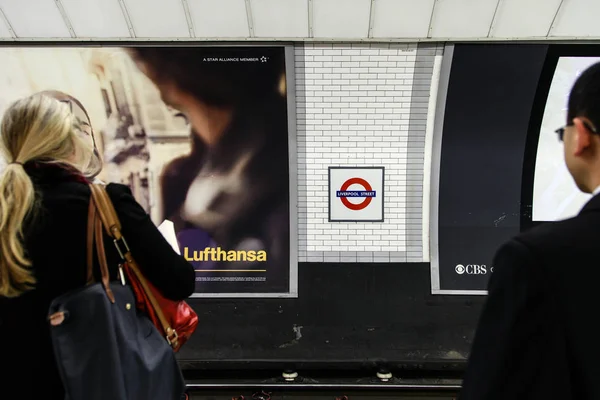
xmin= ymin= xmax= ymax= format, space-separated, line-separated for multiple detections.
xmin=0 ymin=0 xmax=598 ymax=42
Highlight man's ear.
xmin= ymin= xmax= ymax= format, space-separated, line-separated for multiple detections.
xmin=573 ymin=117 xmax=592 ymax=155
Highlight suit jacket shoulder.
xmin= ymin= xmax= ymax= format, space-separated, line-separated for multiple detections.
xmin=509 ymin=197 xmax=600 ymax=278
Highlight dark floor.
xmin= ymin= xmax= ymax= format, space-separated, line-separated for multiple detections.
xmin=189 ymin=390 xmax=457 ymax=399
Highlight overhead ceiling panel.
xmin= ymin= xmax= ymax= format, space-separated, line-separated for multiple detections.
xmin=429 ymin=0 xmax=498 ymax=38
xmin=188 ymin=0 xmax=249 ymax=37
xmin=313 ymin=0 xmax=371 ymax=38
xmin=550 ymin=0 xmax=600 ymax=37
xmin=124 ymin=0 xmax=189 ymax=37
xmin=61 ymin=0 xmax=130 ymax=38
xmin=490 ymin=0 xmax=562 ymax=38
xmin=0 ymin=0 xmax=70 ymax=37
xmin=372 ymin=0 xmax=435 ymax=38
xmin=0 ymin=0 xmax=596 ymax=41
xmin=251 ymin=0 xmax=308 ymax=37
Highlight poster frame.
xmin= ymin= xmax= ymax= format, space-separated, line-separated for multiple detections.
xmin=428 ymin=44 xmax=487 ymax=295
xmin=178 ymin=44 xmax=299 ymax=299
xmin=0 ymin=42 xmax=299 ymax=299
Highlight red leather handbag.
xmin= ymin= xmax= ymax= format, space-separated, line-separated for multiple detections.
xmin=90 ymin=184 xmax=198 ymax=352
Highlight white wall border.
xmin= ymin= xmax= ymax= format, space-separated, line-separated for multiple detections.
xmin=429 ymin=43 xmax=452 ymax=294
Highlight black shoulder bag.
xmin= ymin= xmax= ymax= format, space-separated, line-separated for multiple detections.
xmin=47 ymin=193 xmax=187 ymax=400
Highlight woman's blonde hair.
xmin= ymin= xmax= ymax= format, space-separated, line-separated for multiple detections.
xmin=36 ymin=89 xmax=103 ymax=180
xmin=0 ymin=94 xmax=97 ymax=297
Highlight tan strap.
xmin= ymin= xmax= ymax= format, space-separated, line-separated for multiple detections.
xmin=89 ymin=184 xmax=173 ymax=339
xmin=95 ymin=211 xmax=115 ymax=303
xmin=86 ymin=198 xmax=95 ymax=285
xmin=90 ymin=184 xmax=122 ymax=238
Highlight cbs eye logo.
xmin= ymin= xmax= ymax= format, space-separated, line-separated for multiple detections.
xmin=455 ymin=264 xmax=488 ymax=275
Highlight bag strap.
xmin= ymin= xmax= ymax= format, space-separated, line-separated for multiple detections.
xmin=86 ymin=199 xmax=95 ymax=285
xmin=88 ymin=184 xmax=176 ymax=343
xmin=85 ymin=193 xmax=116 ymax=303
xmin=95 ymin=210 xmax=115 ymax=303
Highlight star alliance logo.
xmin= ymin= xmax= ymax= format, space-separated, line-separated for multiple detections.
xmin=261 ymin=56 xmax=268 ymax=62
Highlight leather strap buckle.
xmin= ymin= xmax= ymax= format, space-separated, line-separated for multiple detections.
xmin=166 ymin=328 xmax=179 ymax=346
xmin=113 ymin=236 xmax=130 ymax=259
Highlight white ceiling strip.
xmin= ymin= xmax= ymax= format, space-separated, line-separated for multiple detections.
xmin=487 ymin=0 xmax=503 ymax=37
xmin=180 ymin=0 xmax=196 ymax=38
xmin=0 ymin=6 xmax=16 ymax=38
xmin=117 ymin=0 xmax=136 ymax=37
xmin=244 ymin=0 xmax=254 ymax=37
xmin=427 ymin=0 xmax=439 ymax=38
xmin=368 ymin=0 xmax=376 ymax=38
xmin=547 ymin=0 xmax=565 ymax=36
xmin=308 ymin=0 xmax=314 ymax=37
xmin=53 ymin=0 xmax=76 ymax=38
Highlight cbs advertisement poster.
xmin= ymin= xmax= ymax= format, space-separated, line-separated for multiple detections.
xmin=0 ymin=46 xmax=297 ymax=298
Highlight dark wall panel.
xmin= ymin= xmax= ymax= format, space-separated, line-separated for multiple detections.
xmin=179 ymin=262 xmax=482 ymax=372
xmin=437 ymin=44 xmax=549 ymax=291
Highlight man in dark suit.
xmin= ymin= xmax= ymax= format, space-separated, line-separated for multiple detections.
xmin=460 ymin=62 xmax=600 ymax=399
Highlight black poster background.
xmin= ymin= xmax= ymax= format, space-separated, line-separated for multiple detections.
xmin=160 ymin=46 xmax=293 ymax=296
xmin=435 ymin=44 xmax=549 ymax=292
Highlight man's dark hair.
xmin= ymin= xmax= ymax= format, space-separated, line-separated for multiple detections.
xmin=128 ymin=47 xmax=285 ymax=107
xmin=568 ymin=62 xmax=600 ymax=128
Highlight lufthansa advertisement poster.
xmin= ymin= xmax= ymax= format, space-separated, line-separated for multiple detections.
xmin=0 ymin=46 xmax=297 ymax=298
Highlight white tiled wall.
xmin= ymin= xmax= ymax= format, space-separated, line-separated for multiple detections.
xmin=295 ymin=43 xmax=442 ymax=263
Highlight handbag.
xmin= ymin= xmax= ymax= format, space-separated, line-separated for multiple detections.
xmin=48 ymin=195 xmax=187 ymax=400
xmin=89 ymin=184 xmax=198 ymax=352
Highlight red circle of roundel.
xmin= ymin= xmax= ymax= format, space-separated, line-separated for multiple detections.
xmin=340 ymin=177 xmax=373 ymax=211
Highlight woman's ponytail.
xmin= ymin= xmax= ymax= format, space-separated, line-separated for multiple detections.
xmin=0 ymin=162 xmax=36 ymax=297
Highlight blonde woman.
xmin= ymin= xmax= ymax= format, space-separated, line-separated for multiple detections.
xmin=0 ymin=94 xmax=195 ymax=399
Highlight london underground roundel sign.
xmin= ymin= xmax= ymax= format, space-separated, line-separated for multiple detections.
xmin=328 ymin=167 xmax=384 ymax=222
xmin=336 ymin=177 xmax=376 ymax=211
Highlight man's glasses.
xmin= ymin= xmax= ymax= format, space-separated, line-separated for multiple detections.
xmin=555 ymin=120 xmax=598 ymax=141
